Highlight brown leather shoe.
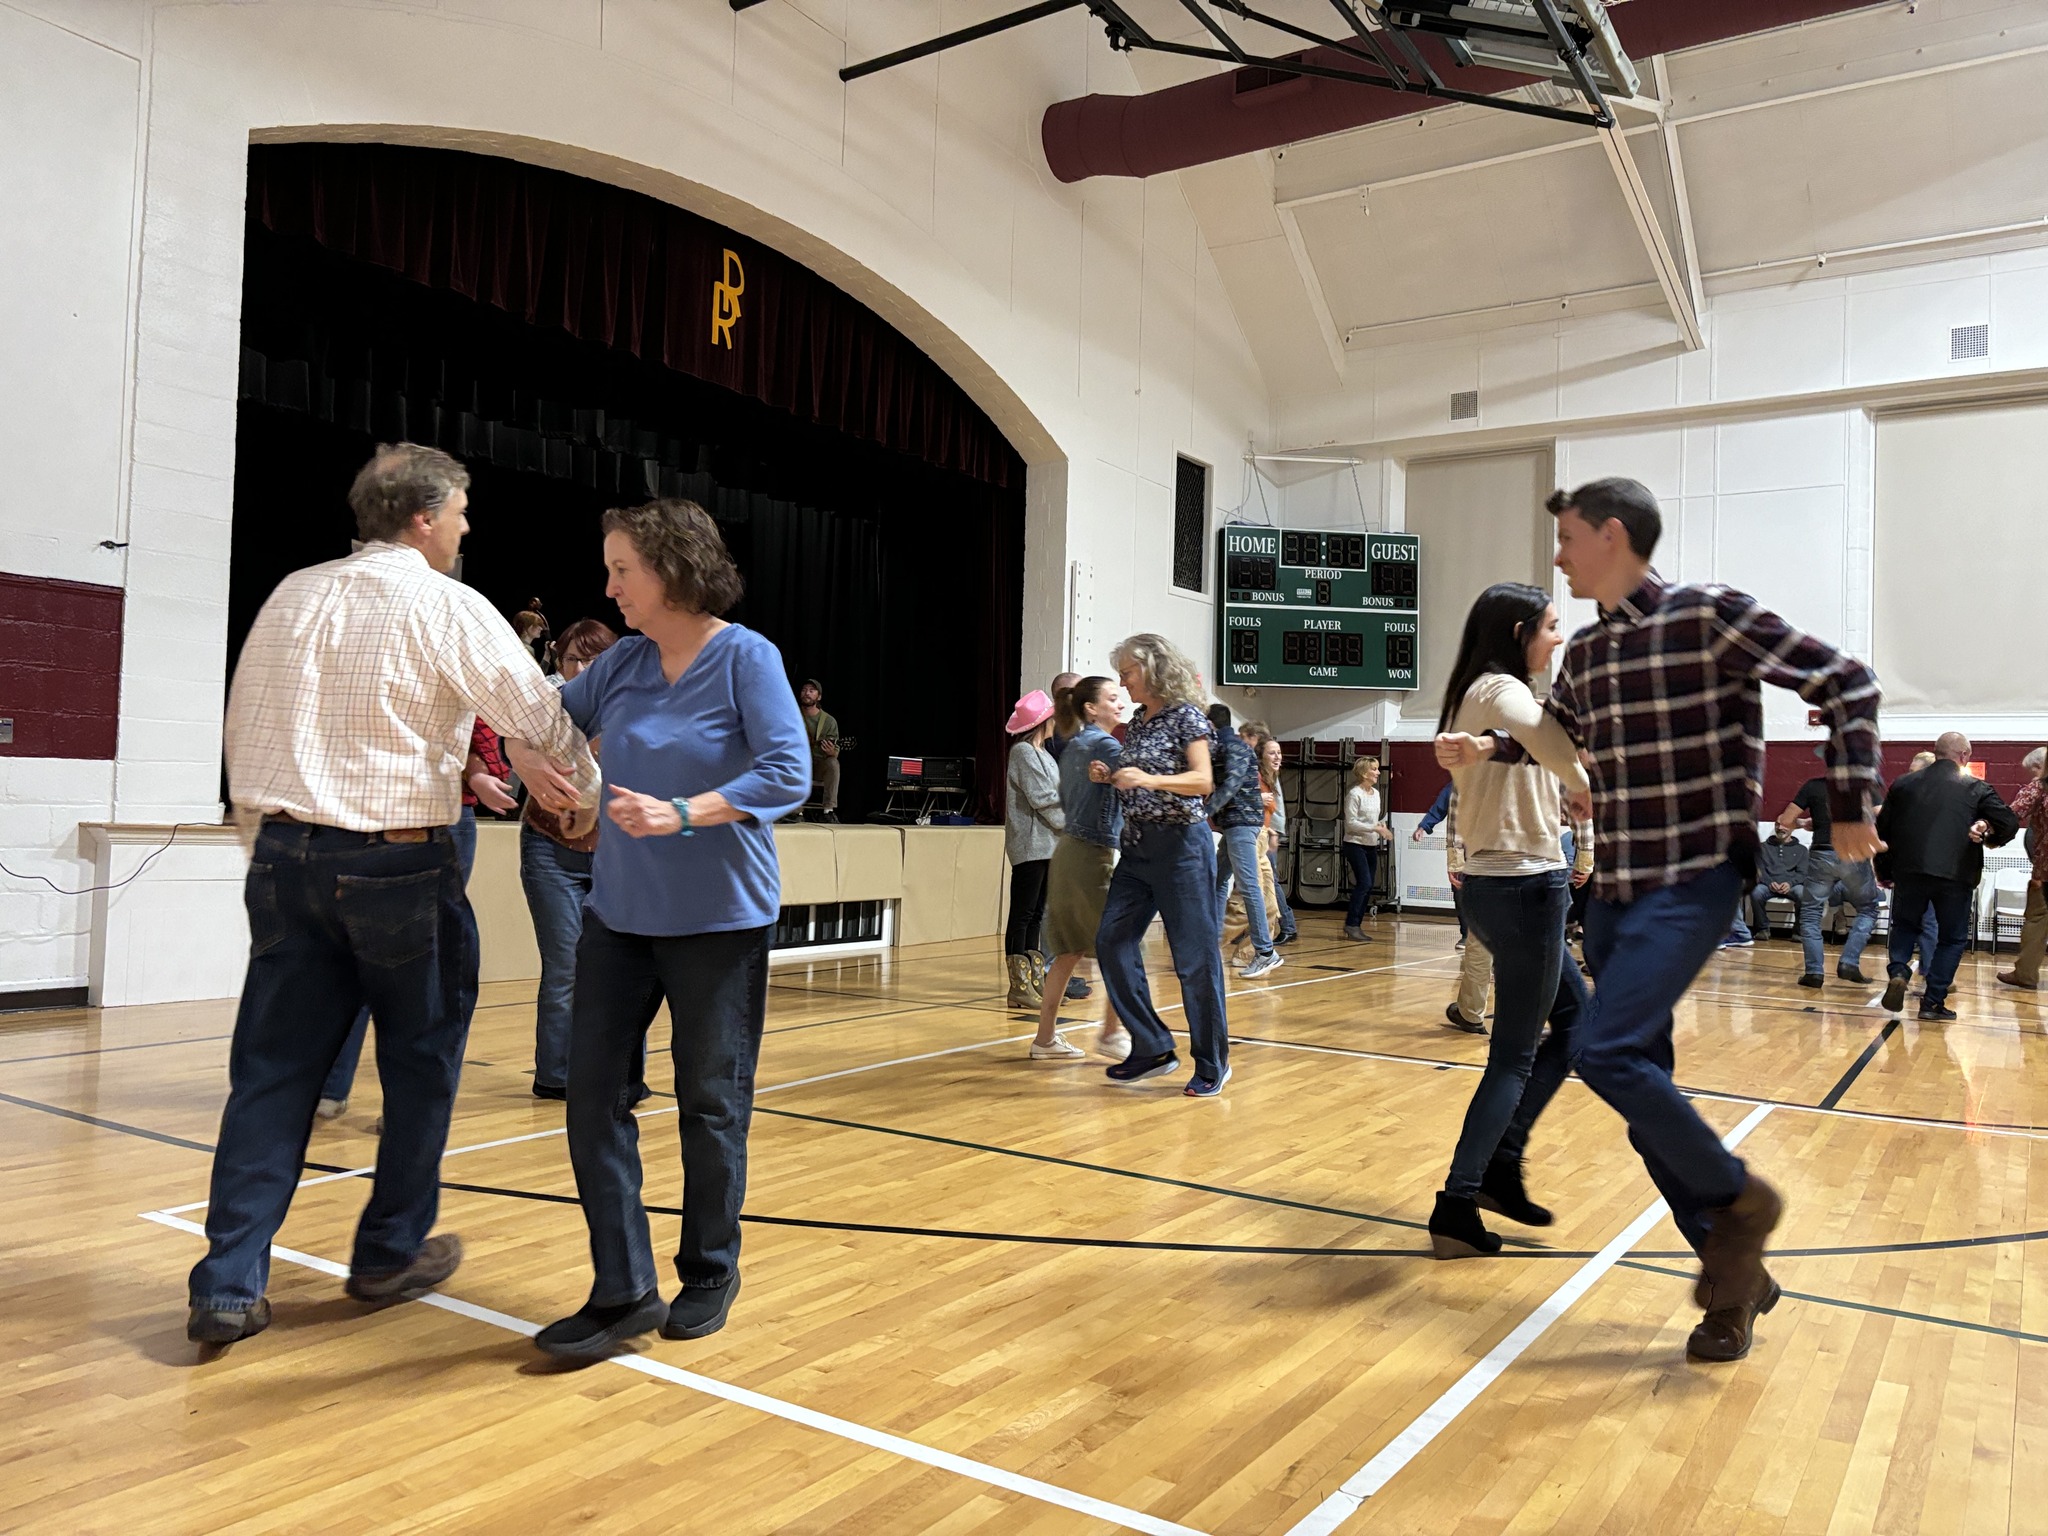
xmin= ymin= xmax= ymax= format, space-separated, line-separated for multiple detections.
xmin=1999 ymin=971 xmax=2040 ymax=991
xmin=346 ymin=1233 xmax=463 ymax=1302
xmin=1694 ymin=1174 xmax=1783 ymax=1309
xmin=1688 ymin=1273 xmax=1781 ymax=1362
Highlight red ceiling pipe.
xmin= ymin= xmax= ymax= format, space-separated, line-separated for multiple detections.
xmin=1042 ymin=0 xmax=1885 ymax=181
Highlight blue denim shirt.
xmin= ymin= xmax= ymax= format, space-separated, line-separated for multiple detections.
xmin=1057 ymin=724 xmax=1124 ymax=850
xmin=1207 ymin=733 xmax=1264 ymax=829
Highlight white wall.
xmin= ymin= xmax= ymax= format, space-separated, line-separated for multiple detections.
xmin=1265 ymin=248 xmax=2048 ymax=746
xmin=0 ymin=0 xmax=1267 ymax=993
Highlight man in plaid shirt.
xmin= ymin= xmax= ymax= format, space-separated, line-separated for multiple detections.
xmin=1443 ymin=477 xmax=1880 ymax=1365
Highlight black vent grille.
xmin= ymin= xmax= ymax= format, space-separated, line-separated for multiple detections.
xmin=1173 ymin=456 xmax=1207 ymax=593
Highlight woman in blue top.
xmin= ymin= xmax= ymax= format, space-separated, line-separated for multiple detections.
xmin=534 ymin=499 xmax=809 ymax=1361
xmin=1035 ymin=675 xmax=1126 ymax=1060
xmin=1087 ymin=633 xmax=1231 ymax=1097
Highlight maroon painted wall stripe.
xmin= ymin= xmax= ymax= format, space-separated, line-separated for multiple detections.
xmin=0 ymin=572 xmax=124 ymax=761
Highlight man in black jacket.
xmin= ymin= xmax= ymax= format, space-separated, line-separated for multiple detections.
xmin=1876 ymin=733 xmax=2020 ymax=1020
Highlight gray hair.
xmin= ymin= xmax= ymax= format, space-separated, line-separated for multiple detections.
xmin=349 ymin=443 xmax=471 ymax=543
xmin=1109 ymin=632 xmax=1204 ymax=711
xmin=2025 ymin=746 xmax=2046 ymax=778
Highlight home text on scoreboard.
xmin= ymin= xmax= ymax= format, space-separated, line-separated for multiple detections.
xmin=1216 ymin=527 xmax=1420 ymax=691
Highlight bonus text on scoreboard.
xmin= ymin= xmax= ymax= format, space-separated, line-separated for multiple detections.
xmin=1216 ymin=527 xmax=1420 ymax=691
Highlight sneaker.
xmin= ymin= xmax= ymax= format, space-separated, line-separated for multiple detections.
xmin=1836 ymin=964 xmax=1870 ymax=985
xmin=1721 ymin=935 xmax=1753 ymax=949
xmin=662 ymin=1276 xmax=741 ymax=1340
xmin=532 ymin=1082 xmax=568 ymax=1101
xmin=1183 ymin=1065 xmax=1233 ymax=1098
xmin=1275 ymin=929 xmax=1299 ymax=946
xmin=1242 ymin=952 xmax=1284 ymax=979
xmin=315 ymin=1097 xmax=348 ymax=1121
xmin=1098 ymin=1022 xmax=1130 ymax=1059
xmin=1797 ymin=973 xmax=1824 ymax=990
xmin=346 ymin=1233 xmax=464 ymax=1303
xmin=1064 ymin=975 xmax=1092 ymax=1000
xmin=1454 ymin=937 xmax=1466 ymax=951
xmin=1918 ymin=1001 xmax=1958 ymax=1022
xmin=534 ymin=1290 xmax=668 ymax=1360
xmin=1880 ymin=974 xmax=1908 ymax=1014
xmin=1106 ymin=1050 xmax=1178 ymax=1083
xmin=186 ymin=1297 xmax=272 ymax=1346
xmin=1443 ymin=1002 xmax=1486 ymax=1035
xmin=1029 ymin=1033 xmax=1087 ymax=1060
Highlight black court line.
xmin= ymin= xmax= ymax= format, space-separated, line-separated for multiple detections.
xmin=1817 ymin=1018 xmax=1903 ymax=1110
xmin=0 ymin=1088 xmax=216 ymax=1154
xmin=1618 ymin=1259 xmax=2048 ymax=1348
xmin=0 ymin=1032 xmax=237 ymax=1067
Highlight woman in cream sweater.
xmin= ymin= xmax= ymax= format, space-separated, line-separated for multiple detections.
xmin=1426 ymin=582 xmax=1595 ymax=1259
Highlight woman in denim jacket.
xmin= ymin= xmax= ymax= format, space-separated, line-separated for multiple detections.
xmin=1036 ymin=676 xmax=1127 ymax=1059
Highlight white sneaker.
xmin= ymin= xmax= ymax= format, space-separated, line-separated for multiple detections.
xmin=315 ymin=1097 xmax=348 ymax=1121
xmin=1099 ymin=1023 xmax=1130 ymax=1059
xmin=1030 ymin=1034 xmax=1087 ymax=1060
xmin=1242 ymin=952 xmax=1284 ymax=979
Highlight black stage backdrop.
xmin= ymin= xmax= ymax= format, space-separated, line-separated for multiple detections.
xmin=232 ymin=145 xmax=1026 ymax=823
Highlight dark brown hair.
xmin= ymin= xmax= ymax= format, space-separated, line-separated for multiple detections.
xmin=349 ymin=443 xmax=471 ymax=543
xmin=600 ymin=499 xmax=744 ymax=616
xmin=1546 ymin=477 xmax=1662 ymax=559
xmin=555 ymin=618 xmax=619 ymax=670
xmin=1054 ymin=676 xmax=1114 ymax=736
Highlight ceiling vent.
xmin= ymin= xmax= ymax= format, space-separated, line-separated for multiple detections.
xmin=1450 ymin=390 xmax=1479 ymax=421
xmin=1950 ymin=324 xmax=1989 ymax=361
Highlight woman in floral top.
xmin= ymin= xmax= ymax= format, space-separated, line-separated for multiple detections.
xmin=1086 ymin=632 xmax=1232 ymax=1096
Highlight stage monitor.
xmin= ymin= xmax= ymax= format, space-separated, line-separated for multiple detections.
xmin=1216 ymin=526 xmax=1421 ymax=691
xmin=886 ymin=755 xmax=971 ymax=792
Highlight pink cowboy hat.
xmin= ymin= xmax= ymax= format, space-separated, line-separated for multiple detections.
xmin=1005 ymin=689 xmax=1054 ymax=735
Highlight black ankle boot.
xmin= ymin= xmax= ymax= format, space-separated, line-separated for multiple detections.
xmin=1429 ymin=1192 xmax=1503 ymax=1259
xmin=1476 ymin=1157 xmax=1554 ymax=1227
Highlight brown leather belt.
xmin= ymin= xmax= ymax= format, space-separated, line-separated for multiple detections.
xmin=266 ymin=810 xmax=434 ymax=843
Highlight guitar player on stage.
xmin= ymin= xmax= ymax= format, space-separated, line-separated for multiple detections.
xmin=799 ymin=678 xmax=842 ymax=822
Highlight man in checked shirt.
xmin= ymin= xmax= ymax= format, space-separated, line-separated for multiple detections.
xmin=186 ymin=443 xmax=600 ymax=1347
xmin=1439 ymin=477 xmax=1881 ymax=1365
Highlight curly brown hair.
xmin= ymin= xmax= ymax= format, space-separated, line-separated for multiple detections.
xmin=599 ymin=499 xmax=744 ymax=616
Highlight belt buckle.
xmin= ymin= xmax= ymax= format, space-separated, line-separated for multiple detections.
xmin=383 ymin=828 xmax=430 ymax=844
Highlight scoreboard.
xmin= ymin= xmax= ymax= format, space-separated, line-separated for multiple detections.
xmin=1216 ymin=526 xmax=1420 ymax=691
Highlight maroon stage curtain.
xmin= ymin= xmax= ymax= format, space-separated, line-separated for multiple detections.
xmin=250 ymin=143 xmax=1023 ymax=490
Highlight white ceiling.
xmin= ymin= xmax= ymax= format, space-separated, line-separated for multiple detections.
xmin=1138 ymin=0 xmax=2048 ymax=398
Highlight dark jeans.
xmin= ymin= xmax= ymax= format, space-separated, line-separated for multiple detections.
xmin=1097 ymin=821 xmax=1229 ymax=1080
xmin=1215 ymin=824 xmax=1274 ymax=958
xmin=520 ymin=824 xmax=593 ymax=1091
xmin=1006 ymin=858 xmax=1049 ymax=956
xmin=1342 ymin=843 xmax=1379 ymax=926
xmin=189 ymin=822 xmax=477 ymax=1309
xmin=1443 ymin=869 xmax=1586 ymax=1198
xmin=1577 ymin=862 xmax=1748 ymax=1256
xmin=1267 ymin=845 xmax=1296 ymax=939
xmin=1886 ymin=875 xmax=1973 ymax=1006
xmin=323 ymin=807 xmax=478 ymax=1102
xmin=567 ymin=914 xmax=770 ymax=1305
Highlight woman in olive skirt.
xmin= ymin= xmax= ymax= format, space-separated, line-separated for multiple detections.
xmin=1035 ymin=677 xmax=1127 ymax=1059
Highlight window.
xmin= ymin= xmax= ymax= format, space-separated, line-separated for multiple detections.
xmin=1173 ymin=456 xmax=1207 ymax=592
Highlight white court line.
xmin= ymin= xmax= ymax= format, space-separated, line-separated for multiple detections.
xmin=139 ymin=1210 xmax=1206 ymax=1536
xmin=148 ymin=1033 xmax=1039 ymax=1221
xmin=1283 ymin=1103 xmax=1776 ymax=1536
xmin=1160 ymin=953 xmax=1455 ymax=1015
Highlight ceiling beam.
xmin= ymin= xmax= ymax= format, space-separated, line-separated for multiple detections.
xmin=1597 ymin=121 xmax=1702 ymax=350
xmin=1276 ymin=201 xmax=1349 ymax=380
xmin=1650 ymin=56 xmax=1705 ymax=320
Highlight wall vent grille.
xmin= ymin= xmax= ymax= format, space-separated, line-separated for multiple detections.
xmin=1950 ymin=324 xmax=1989 ymax=361
xmin=1449 ymin=390 xmax=1479 ymax=421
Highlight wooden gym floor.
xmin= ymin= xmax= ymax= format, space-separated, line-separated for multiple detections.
xmin=4 ymin=911 xmax=2047 ymax=1534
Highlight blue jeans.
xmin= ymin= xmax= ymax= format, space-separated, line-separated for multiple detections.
xmin=1444 ymin=869 xmax=1587 ymax=1197
xmin=567 ymin=914 xmax=770 ymax=1305
xmin=1342 ymin=843 xmax=1379 ymax=927
xmin=520 ymin=824 xmax=593 ymax=1090
xmin=1797 ymin=851 xmax=1879 ymax=975
xmin=323 ymin=807 xmax=477 ymax=1102
xmin=1215 ymin=824 xmax=1274 ymax=958
xmin=1097 ymin=822 xmax=1229 ymax=1080
xmin=1577 ymin=862 xmax=1748 ymax=1256
xmin=1267 ymin=846 xmax=1296 ymax=939
xmin=189 ymin=821 xmax=477 ymax=1308
xmin=1886 ymin=876 xmax=1973 ymax=1007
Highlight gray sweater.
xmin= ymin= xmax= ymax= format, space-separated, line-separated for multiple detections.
xmin=1005 ymin=739 xmax=1065 ymax=862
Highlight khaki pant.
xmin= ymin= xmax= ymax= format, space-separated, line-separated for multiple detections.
xmin=2013 ymin=880 xmax=2047 ymax=985
xmin=1454 ymin=928 xmax=1492 ymax=1024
